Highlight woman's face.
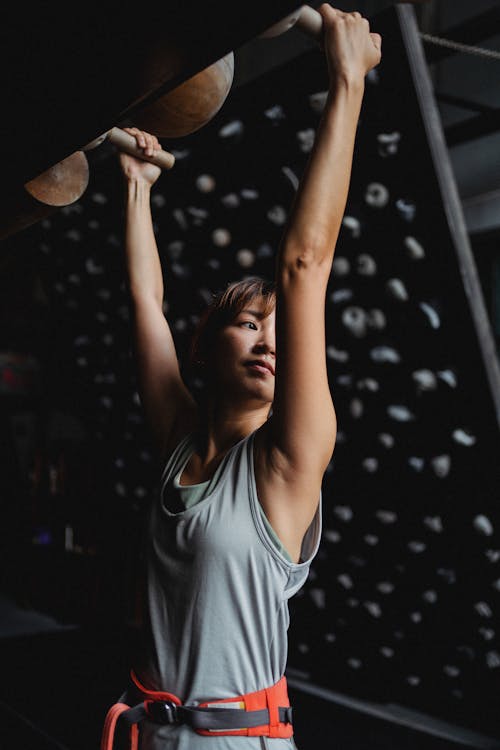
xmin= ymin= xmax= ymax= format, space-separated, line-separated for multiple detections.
xmin=209 ymin=301 xmax=276 ymax=405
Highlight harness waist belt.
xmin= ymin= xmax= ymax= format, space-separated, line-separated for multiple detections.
xmin=101 ymin=670 xmax=294 ymax=750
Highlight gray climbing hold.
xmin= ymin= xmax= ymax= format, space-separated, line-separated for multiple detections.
xmin=396 ymin=198 xmax=417 ymax=222
xmin=378 ymin=433 xmax=395 ymax=448
xmin=267 ymin=205 xmax=287 ymax=226
xmin=422 ymin=590 xmax=438 ymax=604
xmin=357 ymin=378 xmax=379 ymax=392
xmin=362 ymin=458 xmax=378 ymax=473
xmin=212 ymin=228 xmax=232 ymax=247
xmin=297 ymin=128 xmax=315 ymax=153
xmin=327 ymin=346 xmax=349 ymax=362
xmin=365 ymin=182 xmax=389 ymax=208
xmin=330 ymin=288 xmax=353 ymax=303
xmin=332 ymin=256 xmax=350 ymax=276
xmin=452 ymin=428 xmax=477 ymax=447
xmin=419 ymin=302 xmax=441 ymax=329
xmin=218 ymin=120 xmax=244 ymax=137
xmin=387 ymin=404 xmax=415 ymax=421
xmin=408 ymin=540 xmax=426 ymax=553
xmin=423 ymin=516 xmax=443 ymax=533
xmin=431 ymin=454 xmax=451 ymax=478
xmin=350 ymin=397 xmax=364 ymax=418
xmin=404 ymin=235 xmax=425 ymax=259
xmin=408 ymin=456 xmax=425 ymax=471
xmin=377 ymin=582 xmax=395 ymax=595
xmin=281 ymin=166 xmax=299 ymax=191
xmin=324 ymin=529 xmax=341 ymax=543
xmin=334 ymin=505 xmax=353 ymax=522
xmin=376 ymin=509 xmax=398 ymax=524
xmin=221 ymin=193 xmax=240 ymax=208
xmin=475 ymin=602 xmax=493 ymax=618
xmin=264 ymin=104 xmax=286 ymax=121
xmin=366 ymin=309 xmax=387 ymax=330
xmin=412 ymin=369 xmax=437 ymax=392
xmin=437 ymin=369 xmax=458 ymax=387
xmin=357 ymin=253 xmax=377 ymax=276
xmin=342 ymin=307 xmax=367 ymax=337
xmin=309 ymin=91 xmax=329 ymax=114
xmin=370 ymin=346 xmax=401 ymax=364
xmin=236 ymin=249 xmax=256 ymax=268
xmin=386 ymin=278 xmax=409 ymax=301
xmin=473 ymin=515 xmax=494 ymax=536
xmin=364 ymin=601 xmax=382 ymax=618
xmin=377 ymin=131 xmax=401 ymax=157
xmin=342 ymin=215 xmax=361 ymax=238
xmin=195 ymin=174 xmax=216 ymax=193
xmin=337 ymin=574 xmax=354 ymax=589
xmin=310 ymin=588 xmax=326 ymax=609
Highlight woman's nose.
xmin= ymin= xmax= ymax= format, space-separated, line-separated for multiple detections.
xmin=253 ymin=336 xmax=275 ymax=356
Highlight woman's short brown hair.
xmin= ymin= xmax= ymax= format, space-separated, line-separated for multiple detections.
xmin=190 ymin=276 xmax=276 ymax=371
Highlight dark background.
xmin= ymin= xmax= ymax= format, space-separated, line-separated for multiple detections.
xmin=1 ymin=3 xmax=500 ymax=750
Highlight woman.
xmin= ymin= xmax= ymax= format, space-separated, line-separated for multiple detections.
xmin=103 ymin=6 xmax=381 ymax=749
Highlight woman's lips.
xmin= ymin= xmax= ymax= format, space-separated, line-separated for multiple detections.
xmin=245 ymin=360 xmax=275 ymax=376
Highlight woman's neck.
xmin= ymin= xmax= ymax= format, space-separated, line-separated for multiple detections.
xmin=198 ymin=398 xmax=270 ymax=465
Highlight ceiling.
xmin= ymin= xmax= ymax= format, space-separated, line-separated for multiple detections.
xmin=233 ymin=1 xmax=500 ymax=236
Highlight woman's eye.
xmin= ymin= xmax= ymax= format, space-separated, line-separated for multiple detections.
xmin=241 ymin=321 xmax=257 ymax=330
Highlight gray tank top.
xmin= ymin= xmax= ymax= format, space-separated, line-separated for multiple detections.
xmin=133 ymin=429 xmax=322 ymax=750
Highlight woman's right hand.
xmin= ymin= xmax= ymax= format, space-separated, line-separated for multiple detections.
xmin=118 ymin=127 xmax=162 ymax=186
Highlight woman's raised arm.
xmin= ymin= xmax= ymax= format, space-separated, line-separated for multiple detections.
xmin=256 ymin=7 xmax=381 ymax=559
xmin=120 ymin=129 xmax=197 ymax=461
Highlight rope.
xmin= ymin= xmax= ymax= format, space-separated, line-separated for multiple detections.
xmin=419 ymin=32 xmax=500 ymax=61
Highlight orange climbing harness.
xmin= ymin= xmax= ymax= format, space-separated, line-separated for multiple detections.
xmin=101 ymin=669 xmax=294 ymax=749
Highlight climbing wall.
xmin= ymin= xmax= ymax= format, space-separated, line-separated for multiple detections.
xmin=5 ymin=5 xmax=500 ymax=736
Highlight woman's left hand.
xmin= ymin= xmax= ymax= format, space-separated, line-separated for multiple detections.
xmin=318 ymin=5 xmax=382 ymax=87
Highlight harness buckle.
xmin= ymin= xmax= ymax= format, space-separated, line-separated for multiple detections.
xmin=148 ymin=700 xmax=179 ymax=725
xmin=283 ymin=706 xmax=293 ymax=724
